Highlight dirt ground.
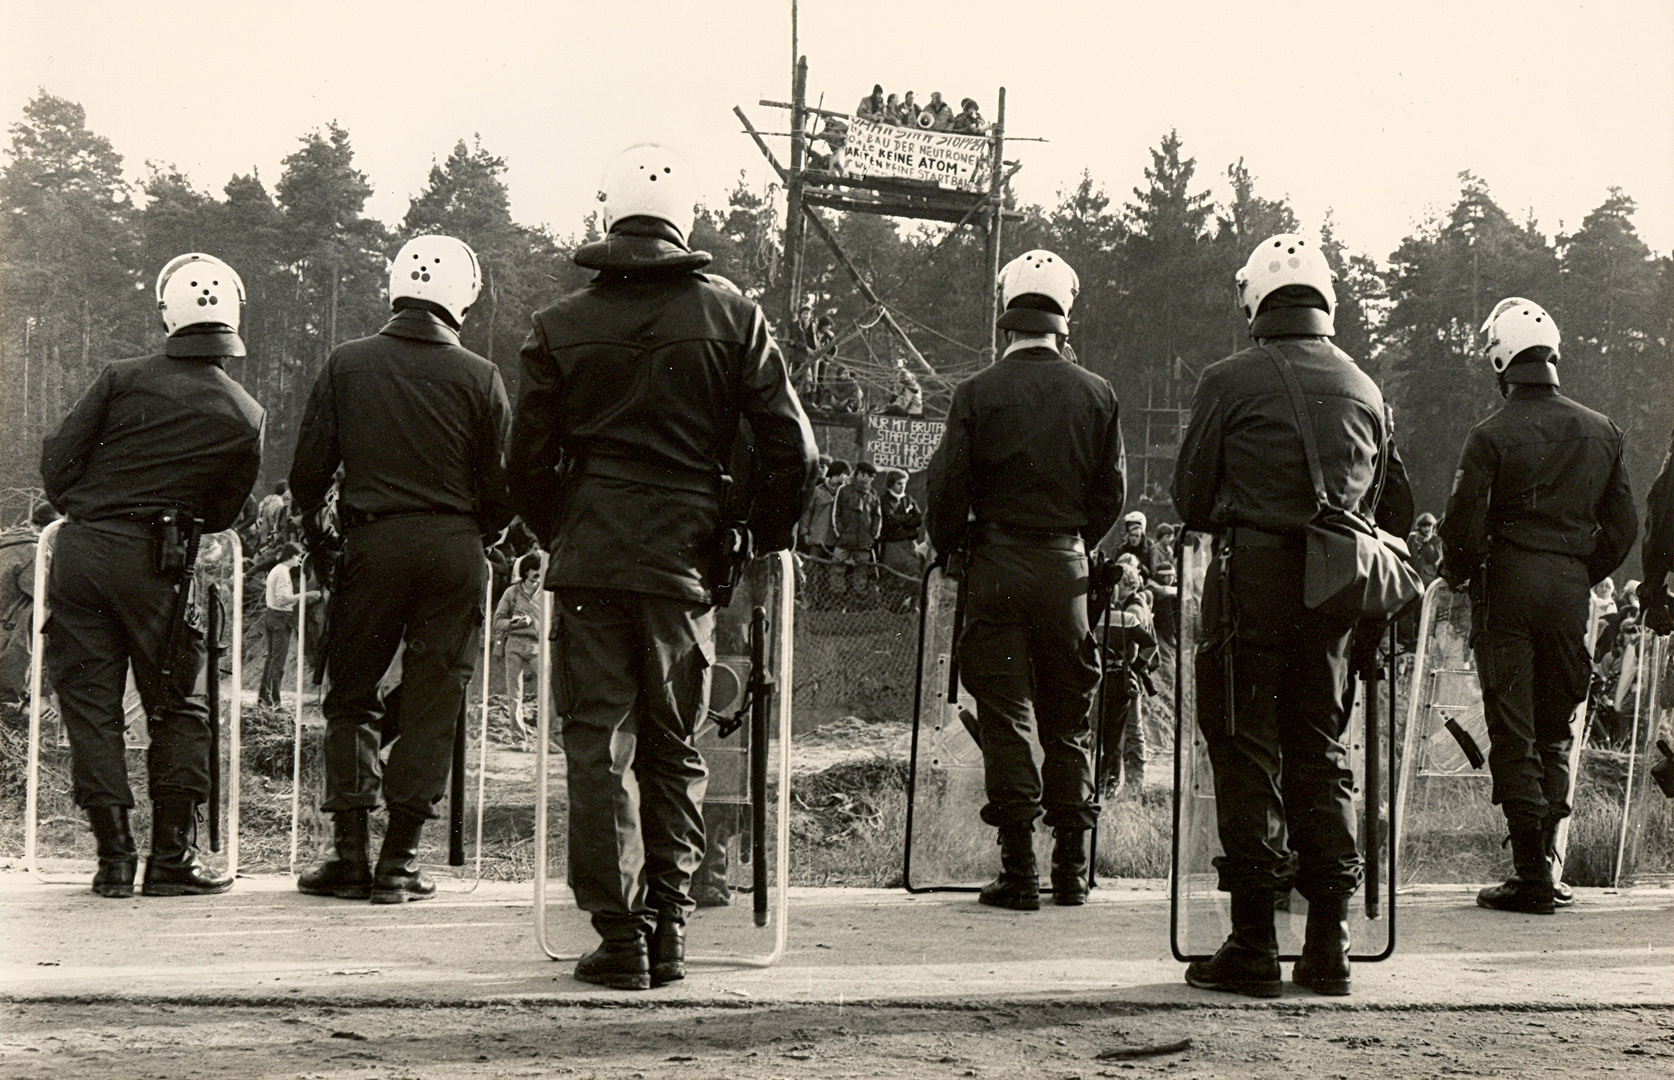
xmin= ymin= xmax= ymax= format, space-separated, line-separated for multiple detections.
xmin=5 ymin=1001 xmax=1670 ymax=1079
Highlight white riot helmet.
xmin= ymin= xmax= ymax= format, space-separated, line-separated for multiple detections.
xmin=1235 ymin=233 xmax=1336 ymax=332
xmin=389 ymin=235 xmax=481 ymax=325
xmin=1481 ymin=297 xmax=1560 ymax=385
xmin=996 ymin=249 xmax=1079 ymax=336
xmin=601 ymin=143 xmax=697 ymax=244
xmin=156 ymin=253 xmax=246 ymax=335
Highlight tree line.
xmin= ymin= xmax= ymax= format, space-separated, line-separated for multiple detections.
xmin=2 ymin=92 xmax=1668 ymax=569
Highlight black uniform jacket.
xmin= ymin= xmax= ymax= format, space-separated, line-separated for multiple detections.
xmin=925 ymin=344 xmax=1126 ymax=554
xmin=508 ymin=269 xmax=817 ymax=605
xmin=1174 ymin=335 xmax=1412 ymax=537
xmin=289 ymin=309 xmax=514 ymax=537
xmin=1439 ymin=384 xmax=1636 ymax=588
xmin=41 ymin=329 xmax=264 ymax=534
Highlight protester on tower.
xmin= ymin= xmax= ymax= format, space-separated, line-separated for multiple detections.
xmin=950 ymin=98 xmax=987 ymax=133
xmin=925 ymin=92 xmax=955 ymax=131
xmin=856 ymin=85 xmax=886 ymax=121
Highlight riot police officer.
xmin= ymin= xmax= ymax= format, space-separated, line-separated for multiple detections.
xmin=290 ymin=234 xmax=513 ymax=905
xmin=1440 ymin=298 xmax=1636 ymax=915
xmin=41 ymin=253 xmax=264 ymax=898
xmin=507 ymin=144 xmax=816 ymax=990
xmin=1174 ymin=233 xmax=1412 ymax=997
xmin=925 ymin=250 xmax=1126 ymax=911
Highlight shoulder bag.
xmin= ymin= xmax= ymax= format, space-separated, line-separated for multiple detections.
xmin=1261 ymin=342 xmax=1423 ymax=621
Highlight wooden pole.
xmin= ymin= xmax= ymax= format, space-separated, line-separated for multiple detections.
xmin=983 ymin=87 xmax=1007 ymax=366
xmin=738 ymin=105 xmax=937 ymax=382
xmin=786 ymin=57 xmax=808 ymax=333
xmin=795 ymin=205 xmax=936 ymax=381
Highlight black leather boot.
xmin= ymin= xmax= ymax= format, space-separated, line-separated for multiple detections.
xmin=87 ymin=806 xmax=137 ymax=899
xmin=978 ymin=823 xmax=1040 ymax=911
xmin=297 ymin=808 xmax=373 ymax=899
xmin=1541 ymin=817 xmax=1574 ymax=908
xmin=1477 ymin=819 xmax=1555 ymax=915
xmin=142 ymin=793 xmax=233 ymax=896
xmin=1050 ymin=826 xmax=1090 ymax=906
xmin=1184 ymin=889 xmax=1281 ymax=997
xmin=649 ymin=913 xmax=686 ymax=988
xmin=576 ymin=930 xmax=651 ymax=991
xmin=1292 ymin=895 xmax=1352 ymax=995
xmin=370 ymin=807 xmax=436 ymax=904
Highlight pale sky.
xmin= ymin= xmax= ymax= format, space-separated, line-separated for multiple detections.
xmin=2 ymin=0 xmax=1670 ymax=263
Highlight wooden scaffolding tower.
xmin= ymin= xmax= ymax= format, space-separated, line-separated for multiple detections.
xmin=736 ymin=55 xmax=1020 ymax=386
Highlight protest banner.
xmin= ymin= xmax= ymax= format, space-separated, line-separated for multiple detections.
xmin=842 ymin=118 xmax=992 ymax=193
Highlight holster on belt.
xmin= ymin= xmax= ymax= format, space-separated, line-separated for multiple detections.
xmin=155 ymin=508 xmax=204 ymax=679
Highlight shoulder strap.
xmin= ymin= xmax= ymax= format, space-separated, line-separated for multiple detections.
xmin=1259 ymin=341 xmax=1330 ymax=511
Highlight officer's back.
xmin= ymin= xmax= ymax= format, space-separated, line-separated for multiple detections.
xmin=1449 ymin=389 xmax=1625 ymax=565
xmin=43 ymin=347 xmax=263 ymax=534
xmin=528 ymin=273 xmax=774 ymax=476
xmin=938 ymin=348 xmax=1121 ymax=538
xmin=1175 ymin=333 xmax=1383 ymax=536
xmin=292 ymin=307 xmax=509 ymax=524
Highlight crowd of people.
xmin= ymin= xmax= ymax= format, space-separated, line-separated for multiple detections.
xmin=795 ymin=457 xmax=926 ymax=608
xmin=854 ymin=85 xmax=987 ymax=133
xmin=21 ymin=134 xmax=1671 ymax=1006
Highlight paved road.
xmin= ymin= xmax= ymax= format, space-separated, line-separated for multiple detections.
xmin=4 ymin=872 xmax=1668 ymax=1008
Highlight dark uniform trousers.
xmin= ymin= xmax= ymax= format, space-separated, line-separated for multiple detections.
xmin=45 ymin=522 xmax=211 ymax=808
xmin=960 ymin=542 xmax=1101 ymax=829
xmin=1196 ymin=542 xmax=1362 ymax=900
xmin=1474 ymin=544 xmax=1590 ymax=826
xmin=554 ymin=587 xmax=712 ymax=936
xmin=321 ymin=514 xmax=484 ymax=818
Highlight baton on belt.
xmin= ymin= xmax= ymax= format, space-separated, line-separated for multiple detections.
xmin=747 ymin=605 xmax=775 ymax=926
xmin=946 ymin=548 xmax=969 ymax=706
xmin=207 ymin=582 xmax=223 ymax=852
xmin=1362 ymin=626 xmax=1382 ymax=920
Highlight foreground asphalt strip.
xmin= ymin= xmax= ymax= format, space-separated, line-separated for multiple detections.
xmin=1095 ymin=1037 xmax=1193 ymax=1059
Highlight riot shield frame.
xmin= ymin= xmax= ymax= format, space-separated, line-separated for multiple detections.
xmin=902 ymin=560 xmax=1100 ymax=897
xmin=25 ymin=521 xmax=246 ymax=882
xmin=531 ymin=549 xmax=795 ymax=968
xmin=287 ymin=558 xmax=493 ymax=890
xmin=1613 ymin=631 xmax=1667 ymax=887
xmin=1394 ymin=579 xmax=1599 ymax=889
xmin=1168 ymin=531 xmax=1398 ymax=964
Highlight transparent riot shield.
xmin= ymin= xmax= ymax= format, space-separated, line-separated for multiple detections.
xmin=1170 ymin=531 xmax=1395 ymax=962
xmin=533 ymin=550 xmax=794 ymax=967
xmin=1613 ymin=631 xmax=1671 ymax=886
xmin=1395 ymin=579 xmax=1596 ymax=889
xmin=902 ymin=562 xmax=1097 ymax=895
xmin=25 ymin=521 xmax=245 ymax=881
xmin=288 ymin=558 xmax=493 ymax=891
